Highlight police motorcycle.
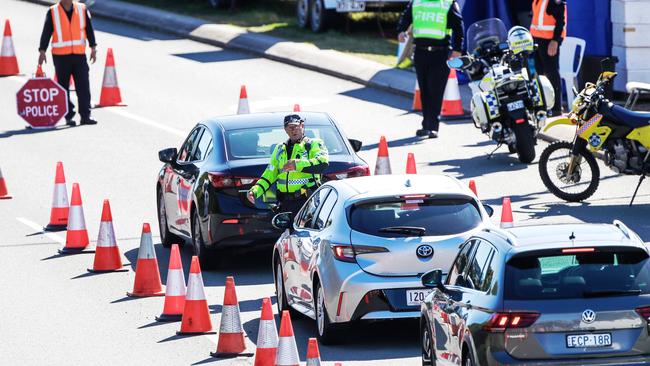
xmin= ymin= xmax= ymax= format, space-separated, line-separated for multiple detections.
xmin=539 ymin=71 xmax=650 ymax=204
xmin=448 ymin=19 xmax=555 ymax=164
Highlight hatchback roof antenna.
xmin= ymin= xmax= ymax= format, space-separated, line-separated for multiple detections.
xmin=569 ymin=231 xmax=576 ymax=242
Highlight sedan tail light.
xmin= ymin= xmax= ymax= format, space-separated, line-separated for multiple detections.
xmin=330 ymin=244 xmax=388 ymax=263
xmin=484 ymin=312 xmax=540 ymax=332
xmin=208 ymin=172 xmax=256 ymax=188
xmin=325 ymin=165 xmax=370 ymax=181
xmin=636 ymin=306 xmax=650 ymax=320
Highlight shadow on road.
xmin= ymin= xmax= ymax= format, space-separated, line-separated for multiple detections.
xmin=361 ymin=135 xmax=425 ymax=151
xmin=93 ymin=18 xmax=182 ymax=42
xmin=173 ymin=50 xmax=259 ymax=63
xmin=340 ymin=86 xmax=411 ymax=112
xmin=428 ymin=151 xmax=527 ymax=179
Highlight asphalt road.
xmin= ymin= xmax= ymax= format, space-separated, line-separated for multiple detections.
xmin=1 ymin=0 xmax=649 ymax=365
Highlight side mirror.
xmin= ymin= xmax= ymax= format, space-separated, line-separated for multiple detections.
xmin=349 ymin=139 xmax=362 ymax=153
xmin=483 ymin=204 xmax=494 ymax=217
xmin=421 ymin=269 xmax=444 ymax=289
xmin=272 ymin=212 xmax=293 ymax=230
xmin=446 ymin=55 xmax=472 ymax=70
xmin=158 ymin=148 xmax=177 ymax=163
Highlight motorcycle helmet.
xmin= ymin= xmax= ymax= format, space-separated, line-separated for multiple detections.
xmin=507 ymin=26 xmax=534 ymax=55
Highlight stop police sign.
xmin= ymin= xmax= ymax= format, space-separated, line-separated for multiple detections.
xmin=16 ymin=77 xmax=68 ymax=128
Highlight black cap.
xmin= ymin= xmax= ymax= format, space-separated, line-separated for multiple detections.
xmin=283 ymin=114 xmax=304 ymax=127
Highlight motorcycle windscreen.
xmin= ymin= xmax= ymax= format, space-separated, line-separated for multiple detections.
xmin=467 ymin=18 xmax=508 ymax=55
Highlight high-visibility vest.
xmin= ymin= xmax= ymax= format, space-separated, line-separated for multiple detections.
xmin=530 ymin=0 xmax=566 ymax=40
xmin=412 ymin=0 xmax=453 ymax=40
xmin=50 ymin=2 xmax=87 ymax=55
xmin=250 ymin=137 xmax=329 ymax=199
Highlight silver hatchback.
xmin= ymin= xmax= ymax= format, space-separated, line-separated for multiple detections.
xmin=271 ymin=174 xmax=494 ymax=344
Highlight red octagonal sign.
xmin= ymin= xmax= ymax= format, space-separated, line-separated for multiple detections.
xmin=16 ymin=77 xmax=68 ymax=128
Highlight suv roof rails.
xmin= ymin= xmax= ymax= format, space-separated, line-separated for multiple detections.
xmin=483 ymin=227 xmax=517 ymax=246
xmin=613 ymin=220 xmax=642 ymax=243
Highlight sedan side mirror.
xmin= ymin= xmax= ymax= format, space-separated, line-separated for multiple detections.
xmin=483 ymin=204 xmax=494 ymax=217
xmin=272 ymin=212 xmax=293 ymax=230
xmin=421 ymin=269 xmax=444 ymax=289
xmin=158 ymin=148 xmax=177 ymax=163
xmin=349 ymin=139 xmax=362 ymax=153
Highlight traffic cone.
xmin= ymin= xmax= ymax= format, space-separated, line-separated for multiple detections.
xmin=212 ymin=276 xmax=254 ymax=358
xmin=253 ymin=297 xmax=278 ymax=366
xmin=275 ymin=310 xmax=300 ymax=366
xmin=0 ymin=167 xmax=11 ymax=199
xmin=374 ymin=136 xmax=392 ymax=175
xmin=306 ymin=338 xmax=322 ymax=366
xmin=293 ymin=104 xmax=300 ymax=112
xmin=0 ymin=20 xmax=19 ymax=76
xmin=59 ymin=183 xmax=90 ymax=254
xmin=44 ymin=162 xmax=68 ymax=231
xmin=469 ymin=179 xmax=478 ymax=197
xmin=412 ymin=80 xmax=422 ymax=111
xmin=440 ymin=69 xmax=467 ymax=120
xmin=96 ymin=48 xmax=125 ymax=107
xmin=238 ymin=85 xmax=250 ymax=114
xmin=178 ymin=256 xmax=213 ymax=334
xmin=405 ymin=153 xmax=417 ymax=174
xmin=156 ymin=243 xmax=186 ymax=322
xmin=500 ymin=197 xmax=514 ymax=229
xmin=127 ymin=223 xmax=164 ymax=297
xmin=88 ymin=200 xmax=126 ymax=273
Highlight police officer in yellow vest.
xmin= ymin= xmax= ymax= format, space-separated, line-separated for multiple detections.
xmin=38 ymin=0 xmax=98 ymax=126
xmin=531 ymin=0 xmax=566 ymax=116
xmin=398 ymin=0 xmax=464 ymax=139
xmin=246 ymin=114 xmax=329 ymax=219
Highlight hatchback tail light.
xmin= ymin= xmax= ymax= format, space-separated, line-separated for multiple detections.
xmin=484 ymin=312 xmax=540 ymax=332
xmin=208 ymin=172 xmax=256 ymax=188
xmin=325 ymin=165 xmax=370 ymax=181
xmin=330 ymin=244 xmax=388 ymax=263
xmin=636 ymin=306 xmax=650 ymax=320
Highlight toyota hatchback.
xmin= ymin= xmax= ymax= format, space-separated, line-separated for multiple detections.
xmin=420 ymin=221 xmax=650 ymax=366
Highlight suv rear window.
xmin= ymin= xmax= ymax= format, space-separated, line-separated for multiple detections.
xmin=505 ymin=247 xmax=650 ymax=300
xmin=349 ymin=197 xmax=482 ymax=237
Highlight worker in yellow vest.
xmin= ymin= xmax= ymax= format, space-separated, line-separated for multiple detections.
xmin=397 ymin=0 xmax=464 ymax=139
xmin=531 ymin=0 xmax=566 ymax=116
xmin=38 ymin=0 xmax=98 ymax=126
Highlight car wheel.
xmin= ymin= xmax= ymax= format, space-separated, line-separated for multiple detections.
xmin=296 ymin=0 xmax=310 ymax=28
xmin=314 ymin=280 xmax=344 ymax=344
xmin=157 ymin=189 xmax=182 ymax=249
xmin=310 ymin=0 xmax=334 ymax=32
xmin=463 ymin=352 xmax=474 ymax=366
xmin=275 ymin=259 xmax=291 ymax=312
xmin=207 ymin=0 xmax=231 ymax=9
xmin=422 ymin=321 xmax=435 ymax=366
xmin=192 ymin=210 xmax=217 ymax=269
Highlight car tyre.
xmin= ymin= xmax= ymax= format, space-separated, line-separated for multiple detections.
xmin=296 ymin=0 xmax=310 ymax=28
xmin=463 ymin=352 xmax=474 ymax=366
xmin=421 ymin=319 xmax=435 ymax=366
xmin=157 ymin=189 xmax=182 ymax=249
xmin=275 ymin=259 xmax=299 ymax=316
xmin=192 ymin=210 xmax=218 ymax=269
xmin=314 ymin=280 xmax=344 ymax=344
xmin=310 ymin=0 xmax=335 ymax=32
xmin=514 ymin=124 xmax=536 ymax=164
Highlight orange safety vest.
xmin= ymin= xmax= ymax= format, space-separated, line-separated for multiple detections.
xmin=530 ymin=0 xmax=566 ymax=40
xmin=50 ymin=2 xmax=87 ymax=55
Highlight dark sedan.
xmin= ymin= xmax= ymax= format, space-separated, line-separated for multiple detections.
xmin=156 ymin=112 xmax=369 ymax=268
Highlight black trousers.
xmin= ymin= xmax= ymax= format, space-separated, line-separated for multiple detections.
xmin=278 ymin=198 xmax=307 ymax=222
xmin=534 ymin=38 xmax=562 ymax=114
xmin=414 ymin=48 xmax=450 ymax=132
xmin=52 ymin=54 xmax=92 ymax=120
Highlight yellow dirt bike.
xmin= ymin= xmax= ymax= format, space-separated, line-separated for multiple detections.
xmin=538 ymin=71 xmax=650 ymax=204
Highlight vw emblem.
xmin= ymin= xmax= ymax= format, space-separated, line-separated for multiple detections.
xmin=416 ymin=244 xmax=434 ymax=259
xmin=581 ymin=309 xmax=596 ymax=324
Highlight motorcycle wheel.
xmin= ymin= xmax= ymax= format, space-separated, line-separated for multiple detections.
xmin=539 ymin=141 xmax=600 ymax=202
xmin=514 ymin=124 xmax=536 ymax=163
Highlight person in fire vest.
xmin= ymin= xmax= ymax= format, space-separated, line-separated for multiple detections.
xmin=531 ymin=0 xmax=566 ymax=116
xmin=38 ymin=0 xmax=98 ymax=126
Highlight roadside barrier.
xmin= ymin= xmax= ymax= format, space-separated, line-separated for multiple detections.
xmin=469 ymin=179 xmax=478 ymax=197
xmin=374 ymin=136 xmax=392 ymax=175
xmin=96 ymin=48 xmax=125 ymax=107
xmin=406 ymin=153 xmax=417 ymax=174
xmin=412 ymin=80 xmax=421 ymax=111
xmin=253 ymin=297 xmax=278 ymax=366
xmin=156 ymin=243 xmax=186 ymax=322
xmin=0 ymin=166 xmax=11 ymax=199
xmin=500 ymin=197 xmax=514 ymax=228
xmin=127 ymin=223 xmax=165 ymax=297
xmin=88 ymin=199 xmax=126 ymax=273
xmin=0 ymin=20 xmax=19 ymax=76
xmin=237 ymin=85 xmax=250 ymax=114
xmin=44 ymin=162 xmax=68 ymax=231
xmin=440 ymin=69 xmax=467 ymax=120
xmin=212 ymin=276 xmax=254 ymax=358
xmin=178 ymin=256 xmax=213 ymax=334
xmin=305 ymin=338 xmax=322 ymax=366
xmin=60 ymin=183 xmax=90 ymax=254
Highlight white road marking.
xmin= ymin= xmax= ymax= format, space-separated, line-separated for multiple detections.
xmin=16 ymin=217 xmax=65 ymax=250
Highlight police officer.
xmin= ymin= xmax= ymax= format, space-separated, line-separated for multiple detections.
xmin=531 ymin=0 xmax=566 ymax=116
xmin=397 ymin=0 xmax=464 ymax=139
xmin=38 ymin=0 xmax=98 ymax=126
xmin=246 ymin=114 xmax=329 ymax=220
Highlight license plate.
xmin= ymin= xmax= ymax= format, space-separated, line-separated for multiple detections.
xmin=406 ymin=289 xmax=432 ymax=306
xmin=336 ymin=0 xmax=365 ymax=12
xmin=507 ymin=100 xmax=525 ymax=111
xmin=566 ymin=333 xmax=612 ymax=348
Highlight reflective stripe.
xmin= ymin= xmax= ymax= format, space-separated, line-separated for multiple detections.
xmin=1 ymin=36 xmax=15 ymax=57
xmin=96 ymin=221 xmax=117 ymax=247
xmin=165 ymin=268 xmax=187 ymax=297
xmin=275 ymin=336 xmax=300 ymax=365
xmin=256 ymin=319 xmax=279 ymax=348
xmin=50 ymin=3 xmax=86 ymax=53
xmin=306 ymin=357 xmax=322 ymax=366
xmin=186 ymin=272 xmax=207 ymax=300
xmin=219 ymin=304 xmax=243 ymax=333
xmin=51 ymin=5 xmax=64 ymax=48
xmin=537 ymin=0 xmax=548 ymax=30
xmin=67 ymin=205 xmax=86 ymax=230
xmin=102 ymin=67 xmax=118 ymax=87
xmin=531 ymin=24 xmax=556 ymax=31
xmin=51 ymin=40 xmax=86 ymax=48
xmin=413 ymin=28 xmax=448 ymax=38
xmin=277 ymin=178 xmax=312 ymax=186
xmin=137 ymin=232 xmax=157 ymax=259
xmin=52 ymin=183 xmax=69 ymax=208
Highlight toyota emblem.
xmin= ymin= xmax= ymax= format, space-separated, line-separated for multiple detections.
xmin=581 ymin=309 xmax=596 ymax=324
xmin=416 ymin=244 xmax=434 ymax=259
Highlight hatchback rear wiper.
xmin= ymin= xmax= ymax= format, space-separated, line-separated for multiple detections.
xmin=582 ymin=289 xmax=642 ymax=298
xmin=378 ymin=226 xmax=427 ymax=236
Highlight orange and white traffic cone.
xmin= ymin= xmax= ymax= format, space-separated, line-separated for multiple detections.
xmin=0 ymin=166 xmax=12 ymax=200
xmin=275 ymin=310 xmax=300 ymax=366
xmin=293 ymin=104 xmax=300 ymax=112
xmin=253 ymin=297 xmax=278 ymax=366
xmin=237 ymin=85 xmax=250 ymax=114
xmin=469 ymin=179 xmax=478 ymax=197
xmin=405 ymin=152 xmax=417 ymax=174
xmin=156 ymin=243 xmax=186 ymax=322
xmin=212 ymin=276 xmax=254 ymax=358
xmin=127 ymin=223 xmax=164 ymax=297
xmin=306 ymin=338 xmax=322 ymax=366
xmin=44 ymin=162 xmax=68 ymax=231
xmin=374 ymin=136 xmax=392 ymax=175
xmin=412 ymin=80 xmax=422 ymax=112
xmin=178 ymin=256 xmax=213 ymax=334
xmin=500 ymin=197 xmax=514 ymax=229
xmin=440 ymin=69 xmax=467 ymax=120
xmin=59 ymin=183 xmax=90 ymax=254
xmin=96 ymin=48 xmax=125 ymax=107
xmin=88 ymin=200 xmax=126 ymax=273
xmin=0 ymin=20 xmax=19 ymax=76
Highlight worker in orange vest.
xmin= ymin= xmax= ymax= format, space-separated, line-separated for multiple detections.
xmin=530 ymin=0 xmax=566 ymax=116
xmin=38 ymin=0 xmax=98 ymax=126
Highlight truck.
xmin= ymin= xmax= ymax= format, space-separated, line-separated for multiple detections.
xmin=297 ymin=0 xmax=408 ymax=32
